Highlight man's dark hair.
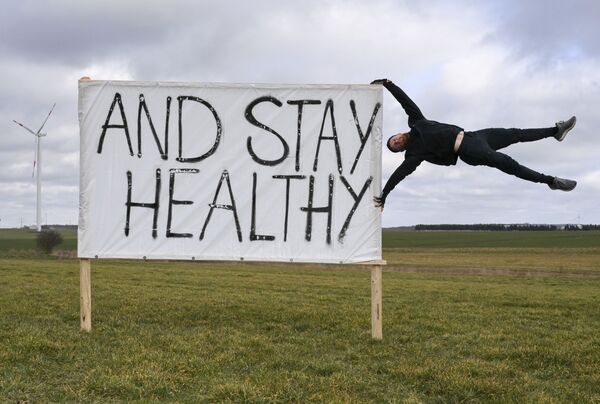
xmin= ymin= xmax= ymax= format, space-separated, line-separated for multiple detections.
xmin=386 ymin=136 xmax=397 ymax=153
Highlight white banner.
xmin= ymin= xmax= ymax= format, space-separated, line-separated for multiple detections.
xmin=78 ymin=80 xmax=382 ymax=263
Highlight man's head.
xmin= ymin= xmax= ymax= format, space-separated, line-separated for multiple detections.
xmin=386 ymin=132 xmax=410 ymax=152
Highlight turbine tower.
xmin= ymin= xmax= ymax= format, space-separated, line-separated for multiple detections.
xmin=13 ymin=103 xmax=55 ymax=232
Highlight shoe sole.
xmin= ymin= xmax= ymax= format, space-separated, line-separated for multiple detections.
xmin=557 ymin=116 xmax=576 ymax=141
xmin=549 ymin=181 xmax=577 ymax=191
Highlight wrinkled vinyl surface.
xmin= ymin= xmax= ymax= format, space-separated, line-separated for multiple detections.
xmin=78 ymin=80 xmax=382 ymax=263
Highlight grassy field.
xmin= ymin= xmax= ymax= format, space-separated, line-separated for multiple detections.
xmin=3 ymin=228 xmax=599 ymax=250
xmin=2 ymin=228 xmax=599 ymax=270
xmin=382 ymin=229 xmax=600 ymax=248
xmin=382 ymin=230 xmax=600 ymax=275
xmin=0 ymin=228 xmax=77 ymax=254
xmin=2 ymin=258 xmax=600 ymax=402
xmin=1 ymin=228 xmax=600 ymax=401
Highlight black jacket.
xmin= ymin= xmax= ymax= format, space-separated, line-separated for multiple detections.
xmin=381 ymin=81 xmax=463 ymax=199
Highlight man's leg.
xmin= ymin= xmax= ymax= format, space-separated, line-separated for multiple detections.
xmin=459 ymin=138 xmax=554 ymax=184
xmin=485 ymin=150 xmax=554 ymax=184
xmin=458 ymin=133 xmax=576 ymax=190
xmin=472 ymin=127 xmax=557 ymax=151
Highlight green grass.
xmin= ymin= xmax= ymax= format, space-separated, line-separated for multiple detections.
xmin=0 ymin=228 xmax=77 ymax=253
xmin=2 ymin=228 xmax=598 ymax=251
xmin=381 ymin=230 xmax=600 ymax=274
xmin=1 ymin=259 xmax=600 ymax=402
xmin=384 ymin=247 xmax=600 ymax=274
xmin=1 ymin=229 xmax=600 ymax=401
xmin=382 ymin=229 xmax=600 ymax=248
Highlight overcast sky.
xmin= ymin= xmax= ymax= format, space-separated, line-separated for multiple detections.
xmin=1 ymin=0 xmax=598 ymax=228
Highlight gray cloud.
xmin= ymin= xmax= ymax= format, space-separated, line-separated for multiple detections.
xmin=483 ymin=0 xmax=600 ymax=62
xmin=1 ymin=1 xmax=191 ymax=65
xmin=1 ymin=0 xmax=598 ymax=228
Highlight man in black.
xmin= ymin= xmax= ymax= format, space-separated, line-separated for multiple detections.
xmin=371 ymin=79 xmax=577 ymax=209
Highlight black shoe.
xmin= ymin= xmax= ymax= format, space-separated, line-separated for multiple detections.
xmin=555 ymin=116 xmax=576 ymax=141
xmin=548 ymin=177 xmax=577 ymax=191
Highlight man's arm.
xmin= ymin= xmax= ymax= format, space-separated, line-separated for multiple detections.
xmin=374 ymin=156 xmax=423 ymax=208
xmin=371 ymin=79 xmax=425 ymax=128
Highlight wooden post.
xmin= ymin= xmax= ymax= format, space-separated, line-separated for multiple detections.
xmin=364 ymin=260 xmax=385 ymax=340
xmin=371 ymin=264 xmax=383 ymax=340
xmin=80 ymin=259 xmax=92 ymax=332
xmin=79 ymin=76 xmax=92 ymax=333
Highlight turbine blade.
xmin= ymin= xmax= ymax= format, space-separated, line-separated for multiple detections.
xmin=13 ymin=120 xmax=37 ymax=136
xmin=37 ymin=103 xmax=56 ymax=134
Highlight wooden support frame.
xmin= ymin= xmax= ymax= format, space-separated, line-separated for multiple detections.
xmin=364 ymin=260 xmax=386 ymax=340
xmin=79 ymin=76 xmax=93 ymax=333
xmin=371 ymin=265 xmax=383 ymax=340
xmin=77 ymin=258 xmax=385 ymax=338
xmin=80 ymin=259 xmax=92 ymax=332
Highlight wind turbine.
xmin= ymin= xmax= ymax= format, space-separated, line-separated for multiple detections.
xmin=13 ymin=103 xmax=55 ymax=232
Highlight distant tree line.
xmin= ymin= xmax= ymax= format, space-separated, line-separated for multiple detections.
xmin=41 ymin=224 xmax=77 ymax=230
xmin=414 ymin=224 xmax=600 ymax=231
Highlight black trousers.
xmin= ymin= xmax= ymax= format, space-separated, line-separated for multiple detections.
xmin=457 ymin=127 xmax=556 ymax=184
